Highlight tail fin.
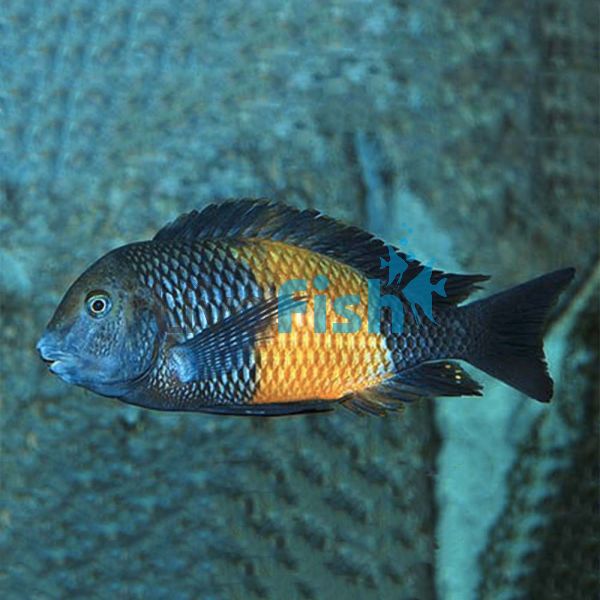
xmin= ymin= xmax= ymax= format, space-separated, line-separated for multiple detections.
xmin=465 ymin=268 xmax=575 ymax=402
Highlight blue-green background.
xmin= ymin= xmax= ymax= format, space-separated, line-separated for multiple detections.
xmin=1 ymin=1 xmax=598 ymax=599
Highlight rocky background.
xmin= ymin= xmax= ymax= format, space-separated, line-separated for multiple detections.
xmin=1 ymin=1 xmax=598 ymax=599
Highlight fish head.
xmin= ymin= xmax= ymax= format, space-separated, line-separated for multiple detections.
xmin=36 ymin=247 xmax=160 ymax=397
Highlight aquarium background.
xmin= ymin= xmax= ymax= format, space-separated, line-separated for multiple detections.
xmin=1 ymin=1 xmax=598 ymax=599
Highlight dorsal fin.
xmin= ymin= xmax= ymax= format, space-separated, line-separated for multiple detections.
xmin=154 ymin=199 xmax=489 ymax=306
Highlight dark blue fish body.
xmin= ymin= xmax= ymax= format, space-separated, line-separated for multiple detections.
xmin=36 ymin=199 xmax=575 ymax=415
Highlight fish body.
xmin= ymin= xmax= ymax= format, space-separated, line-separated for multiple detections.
xmin=37 ymin=200 xmax=575 ymax=415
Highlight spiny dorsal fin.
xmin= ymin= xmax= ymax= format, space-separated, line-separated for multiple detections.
xmin=154 ymin=199 xmax=489 ymax=306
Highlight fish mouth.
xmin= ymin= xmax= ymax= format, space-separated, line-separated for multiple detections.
xmin=38 ymin=351 xmax=64 ymax=367
xmin=45 ymin=358 xmax=62 ymax=372
xmin=42 ymin=356 xmax=66 ymax=374
xmin=38 ymin=351 xmax=74 ymax=381
xmin=36 ymin=336 xmax=68 ymax=371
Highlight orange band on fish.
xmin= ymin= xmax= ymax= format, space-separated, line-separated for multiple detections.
xmin=235 ymin=240 xmax=392 ymax=403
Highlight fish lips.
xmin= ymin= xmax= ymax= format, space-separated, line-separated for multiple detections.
xmin=36 ymin=335 xmax=78 ymax=384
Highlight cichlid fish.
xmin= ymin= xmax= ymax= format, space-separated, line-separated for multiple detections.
xmin=37 ymin=199 xmax=575 ymax=416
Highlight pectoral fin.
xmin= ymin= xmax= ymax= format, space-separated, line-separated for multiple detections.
xmin=168 ymin=295 xmax=303 ymax=383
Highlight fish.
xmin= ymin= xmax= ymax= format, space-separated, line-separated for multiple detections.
xmin=36 ymin=199 xmax=575 ymax=416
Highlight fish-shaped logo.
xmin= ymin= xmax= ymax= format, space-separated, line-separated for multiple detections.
xmin=402 ymin=267 xmax=447 ymax=324
xmin=380 ymin=246 xmax=409 ymax=286
xmin=380 ymin=246 xmax=447 ymax=323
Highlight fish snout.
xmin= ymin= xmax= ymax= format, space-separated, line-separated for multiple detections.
xmin=36 ymin=334 xmax=79 ymax=383
xmin=36 ymin=332 xmax=65 ymax=366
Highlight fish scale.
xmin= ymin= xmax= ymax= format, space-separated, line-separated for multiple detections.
xmin=234 ymin=239 xmax=394 ymax=404
xmin=131 ymin=236 xmax=398 ymax=407
xmin=381 ymin=310 xmax=472 ymax=371
xmin=123 ymin=240 xmax=262 ymax=408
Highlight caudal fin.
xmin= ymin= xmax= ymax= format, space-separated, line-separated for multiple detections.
xmin=465 ymin=268 xmax=575 ymax=402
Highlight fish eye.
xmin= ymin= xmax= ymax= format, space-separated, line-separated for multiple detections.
xmin=85 ymin=291 xmax=112 ymax=318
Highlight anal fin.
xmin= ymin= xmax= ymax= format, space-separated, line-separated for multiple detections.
xmin=343 ymin=361 xmax=482 ymax=416
xmin=395 ymin=361 xmax=483 ymax=398
xmin=341 ymin=389 xmax=408 ymax=416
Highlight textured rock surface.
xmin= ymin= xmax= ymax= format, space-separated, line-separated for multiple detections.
xmin=0 ymin=0 xmax=598 ymax=599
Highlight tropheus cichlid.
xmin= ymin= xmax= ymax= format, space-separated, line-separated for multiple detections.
xmin=37 ymin=199 xmax=575 ymax=416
